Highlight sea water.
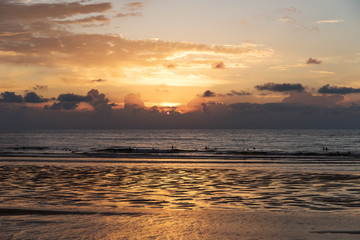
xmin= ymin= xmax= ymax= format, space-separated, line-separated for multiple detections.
xmin=1 ymin=129 xmax=360 ymax=158
xmin=1 ymin=129 xmax=360 ymax=239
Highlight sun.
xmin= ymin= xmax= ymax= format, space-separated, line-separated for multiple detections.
xmin=159 ymin=102 xmax=180 ymax=107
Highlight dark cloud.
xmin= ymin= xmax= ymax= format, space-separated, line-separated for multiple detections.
xmin=306 ymin=58 xmax=322 ymax=64
xmin=0 ymin=91 xmax=48 ymax=103
xmin=46 ymin=93 xmax=86 ymax=110
xmin=23 ymin=92 xmax=47 ymax=103
xmin=201 ymin=90 xmax=251 ymax=98
xmin=202 ymin=90 xmax=217 ymax=98
xmin=212 ymin=62 xmax=225 ymax=69
xmin=0 ymin=91 xmax=22 ymax=103
xmin=318 ymin=84 xmax=360 ymax=95
xmin=2 ymin=101 xmax=360 ymax=129
xmin=47 ymin=89 xmax=113 ymax=111
xmin=226 ymin=102 xmax=360 ymax=129
xmin=47 ymin=101 xmax=79 ymax=110
xmin=226 ymin=90 xmax=252 ymax=96
xmin=33 ymin=85 xmax=48 ymax=91
xmin=91 ymin=79 xmax=106 ymax=83
xmin=255 ymin=82 xmax=305 ymax=92
xmin=57 ymin=93 xmax=88 ymax=103
xmin=87 ymin=89 xmax=113 ymax=112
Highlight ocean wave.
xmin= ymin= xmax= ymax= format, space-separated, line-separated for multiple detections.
xmin=0 ymin=146 xmax=360 ymax=165
xmin=81 ymin=147 xmax=360 ymax=160
xmin=4 ymin=146 xmax=50 ymax=151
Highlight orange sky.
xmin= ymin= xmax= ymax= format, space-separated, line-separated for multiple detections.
xmin=1 ymin=0 xmax=360 ymax=117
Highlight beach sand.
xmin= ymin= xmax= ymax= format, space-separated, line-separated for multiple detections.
xmin=1 ymin=208 xmax=360 ymax=239
xmin=1 ymin=163 xmax=360 ymax=239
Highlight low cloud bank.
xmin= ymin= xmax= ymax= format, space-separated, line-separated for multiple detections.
xmin=0 ymin=91 xmax=48 ymax=103
xmin=318 ymin=84 xmax=360 ymax=94
xmin=255 ymin=83 xmax=305 ymax=92
xmin=1 ymin=83 xmax=360 ymax=129
xmin=46 ymin=89 xmax=114 ymax=111
xmin=1 ymin=101 xmax=360 ymax=129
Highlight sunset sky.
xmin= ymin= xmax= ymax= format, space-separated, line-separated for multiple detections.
xmin=1 ymin=0 xmax=360 ymax=129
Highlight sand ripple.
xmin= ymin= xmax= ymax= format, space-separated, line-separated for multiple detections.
xmin=1 ymin=165 xmax=360 ymax=212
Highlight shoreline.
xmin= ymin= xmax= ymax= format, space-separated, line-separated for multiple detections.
xmin=1 ymin=164 xmax=360 ymax=212
xmin=1 ymin=160 xmax=360 ymax=239
xmin=1 ymin=207 xmax=360 ymax=240
xmin=2 ymin=156 xmax=360 ymax=174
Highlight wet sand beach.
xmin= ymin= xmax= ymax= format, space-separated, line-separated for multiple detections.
xmin=1 ymin=164 xmax=360 ymax=211
xmin=1 ymin=163 xmax=360 ymax=239
xmin=2 ymin=207 xmax=360 ymax=240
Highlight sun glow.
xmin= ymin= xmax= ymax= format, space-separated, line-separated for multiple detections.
xmin=147 ymin=102 xmax=180 ymax=107
xmin=159 ymin=102 xmax=180 ymax=107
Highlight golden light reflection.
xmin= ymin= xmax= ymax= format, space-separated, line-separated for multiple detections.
xmin=158 ymin=102 xmax=180 ymax=107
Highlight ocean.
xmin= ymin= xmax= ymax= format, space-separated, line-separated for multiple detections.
xmin=1 ymin=129 xmax=360 ymax=160
xmin=1 ymin=129 xmax=360 ymax=239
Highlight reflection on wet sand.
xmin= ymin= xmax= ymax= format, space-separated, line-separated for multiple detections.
xmin=1 ymin=165 xmax=360 ymax=212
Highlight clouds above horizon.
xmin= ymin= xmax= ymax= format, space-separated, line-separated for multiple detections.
xmin=2 ymin=99 xmax=360 ymax=130
xmin=0 ymin=1 xmax=112 ymax=21
xmin=255 ymin=83 xmax=305 ymax=92
xmin=0 ymin=0 xmax=272 ymax=73
xmin=318 ymin=84 xmax=360 ymax=95
xmin=3 ymin=81 xmax=360 ymax=110
xmin=46 ymin=89 xmax=114 ymax=111
xmin=57 ymin=15 xmax=110 ymax=24
xmin=227 ymin=90 xmax=252 ymax=97
xmin=0 ymin=91 xmax=47 ymax=103
xmin=0 ymin=0 xmax=359 ymax=121
xmin=202 ymin=90 xmax=217 ymax=98
xmin=200 ymin=90 xmax=252 ymax=98
xmin=306 ymin=58 xmax=322 ymax=64
xmin=1 ymin=82 xmax=360 ymax=129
